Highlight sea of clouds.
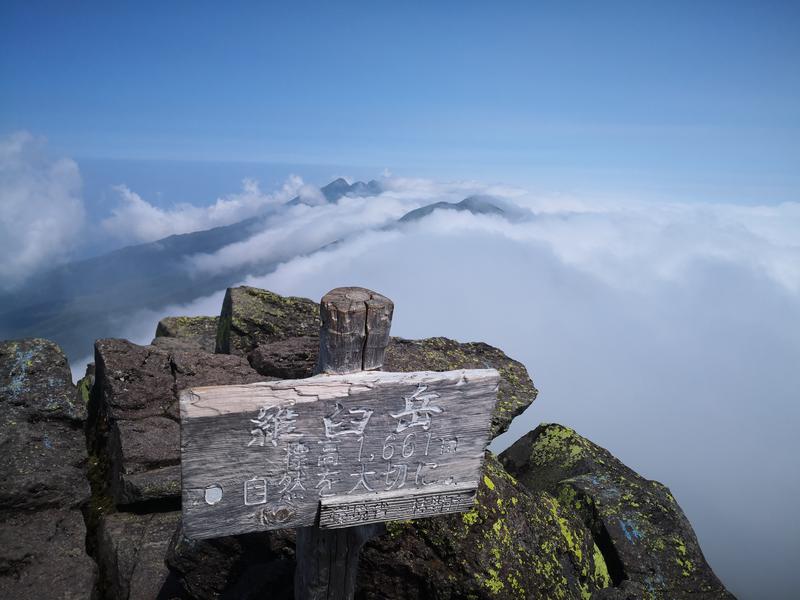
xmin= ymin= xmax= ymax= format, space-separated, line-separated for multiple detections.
xmin=3 ymin=132 xmax=799 ymax=598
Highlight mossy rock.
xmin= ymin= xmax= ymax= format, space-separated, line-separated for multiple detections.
xmin=215 ymin=287 xmax=320 ymax=356
xmin=154 ymin=316 xmax=219 ymax=353
xmin=500 ymin=424 xmax=734 ymax=600
xmin=211 ymin=288 xmax=536 ymax=439
xmin=384 ymin=337 xmax=537 ymax=438
xmin=357 ymin=455 xmax=611 ymax=600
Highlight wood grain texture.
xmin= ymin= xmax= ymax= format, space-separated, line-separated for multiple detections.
xmin=294 ymin=523 xmax=384 ymax=600
xmin=319 ymin=482 xmax=477 ymax=528
xmin=179 ymin=369 xmax=498 ymax=540
xmin=317 ymin=287 xmax=393 ymax=374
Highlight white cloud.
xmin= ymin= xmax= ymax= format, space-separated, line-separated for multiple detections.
xmin=0 ymin=131 xmax=85 ymax=289
xmin=101 ymin=175 xmax=307 ymax=244
xmin=220 ymin=179 xmax=798 ymax=598
xmin=187 ymin=189 xmax=419 ymax=275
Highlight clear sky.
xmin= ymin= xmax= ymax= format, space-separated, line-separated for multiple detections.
xmin=2 ymin=1 xmax=799 ymax=202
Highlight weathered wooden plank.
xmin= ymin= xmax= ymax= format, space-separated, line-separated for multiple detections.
xmin=319 ymin=482 xmax=478 ymax=529
xmin=179 ymin=368 xmax=498 ymax=540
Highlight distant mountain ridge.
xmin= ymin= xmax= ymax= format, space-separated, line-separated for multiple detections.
xmin=0 ymin=179 xmax=514 ymax=361
xmin=399 ymin=195 xmax=506 ymax=222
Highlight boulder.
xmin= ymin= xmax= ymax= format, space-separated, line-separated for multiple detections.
xmin=384 ymin=337 xmax=537 ymax=438
xmin=96 ymin=511 xmax=184 ymax=600
xmin=0 ymin=509 xmax=97 ymax=600
xmin=247 ymin=336 xmax=318 ymax=379
xmin=89 ymin=339 xmax=270 ymax=507
xmin=0 ymin=338 xmax=97 ymax=599
xmin=500 ymin=424 xmax=734 ymax=600
xmin=215 ymin=286 xmax=320 ymax=356
xmin=0 ymin=338 xmax=85 ymax=422
xmin=154 ymin=316 xmax=219 ymax=353
xmin=166 ymin=525 xmax=295 ymax=600
xmin=213 ymin=288 xmax=537 ymax=438
xmin=0 ymin=414 xmax=90 ymax=511
xmin=356 ymin=455 xmax=612 ymax=599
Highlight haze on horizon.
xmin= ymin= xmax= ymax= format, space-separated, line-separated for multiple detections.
xmin=1 ymin=3 xmax=799 ymax=599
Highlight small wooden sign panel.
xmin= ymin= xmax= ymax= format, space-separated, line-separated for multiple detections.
xmin=180 ymin=368 xmax=499 ymax=539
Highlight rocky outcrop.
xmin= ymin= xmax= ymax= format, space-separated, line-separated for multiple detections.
xmin=0 ymin=287 xmax=734 ymax=600
xmin=383 ymin=337 xmax=536 ymax=438
xmin=88 ymin=339 xmax=270 ymax=507
xmin=247 ymin=335 xmax=319 ymax=379
xmin=357 ymin=454 xmax=612 ymax=599
xmin=0 ymin=339 xmax=97 ymax=599
xmin=166 ymin=526 xmax=295 ymax=600
xmin=154 ymin=316 xmax=219 ymax=353
xmin=215 ymin=287 xmax=536 ymax=438
xmin=500 ymin=424 xmax=734 ymax=599
xmin=215 ymin=286 xmax=320 ymax=356
xmin=96 ymin=511 xmax=183 ymax=599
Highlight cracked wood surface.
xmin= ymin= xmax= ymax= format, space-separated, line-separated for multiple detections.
xmin=179 ymin=368 xmax=498 ymax=539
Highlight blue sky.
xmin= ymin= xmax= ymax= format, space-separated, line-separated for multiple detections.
xmin=2 ymin=1 xmax=799 ymax=203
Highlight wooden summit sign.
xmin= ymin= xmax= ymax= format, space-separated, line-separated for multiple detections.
xmin=180 ymin=368 xmax=498 ymax=539
xmin=179 ymin=287 xmax=499 ymax=599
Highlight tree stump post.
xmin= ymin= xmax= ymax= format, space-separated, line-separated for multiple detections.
xmin=295 ymin=287 xmax=394 ymax=600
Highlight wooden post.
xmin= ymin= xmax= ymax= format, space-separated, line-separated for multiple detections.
xmin=179 ymin=286 xmax=499 ymax=594
xmin=295 ymin=287 xmax=394 ymax=600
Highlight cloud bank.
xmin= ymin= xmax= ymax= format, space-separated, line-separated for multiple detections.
xmin=0 ymin=132 xmax=85 ymax=289
xmin=100 ymin=175 xmax=324 ymax=244
xmin=70 ymin=176 xmax=798 ymax=598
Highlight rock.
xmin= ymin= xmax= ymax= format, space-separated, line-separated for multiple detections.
xmin=89 ymin=339 xmax=269 ymax=507
xmin=356 ymin=455 xmax=612 ymax=599
xmin=0 ymin=338 xmax=85 ymax=422
xmin=154 ymin=316 xmax=219 ymax=353
xmin=151 ymin=336 xmax=208 ymax=353
xmin=215 ymin=286 xmax=320 ymax=356
xmin=211 ymin=288 xmax=536 ymax=437
xmin=97 ymin=511 xmax=183 ymax=600
xmin=166 ymin=525 xmax=295 ymax=600
xmin=0 ymin=509 xmax=97 ymax=600
xmin=0 ymin=338 xmax=97 ymax=599
xmin=247 ymin=336 xmax=318 ymax=379
xmin=500 ymin=424 xmax=734 ymax=600
xmin=384 ymin=337 xmax=537 ymax=438
xmin=170 ymin=348 xmax=273 ymax=392
xmin=0 ymin=415 xmax=90 ymax=510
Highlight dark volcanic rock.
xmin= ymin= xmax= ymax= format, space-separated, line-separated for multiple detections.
xmin=500 ymin=424 xmax=734 ymax=600
xmin=0 ymin=338 xmax=97 ymax=599
xmin=215 ymin=286 xmax=320 ymax=356
xmin=0 ymin=338 xmax=85 ymax=422
xmin=154 ymin=316 xmax=219 ymax=353
xmin=247 ymin=336 xmax=318 ymax=379
xmin=384 ymin=337 xmax=537 ymax=438
xmin=166 ymin=525 xmax=295 ymax=600
xmin=0 ymin=509 xmax=97 ymax=600
xmin=89 ymin=338 xmax=269 ymax=507
xmin=0 ymin=415 xmax=90 ymax=510
xmin=357 ymin=455 xmax=612 ymax=600
xmin=97 ymin=511 xmax=184 ymax=600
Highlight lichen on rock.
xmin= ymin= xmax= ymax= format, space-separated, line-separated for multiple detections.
xmin=500 ymin=423 xmax=735 ymax=600
xmin=357 ymin=455 xmax=611 ymax=600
